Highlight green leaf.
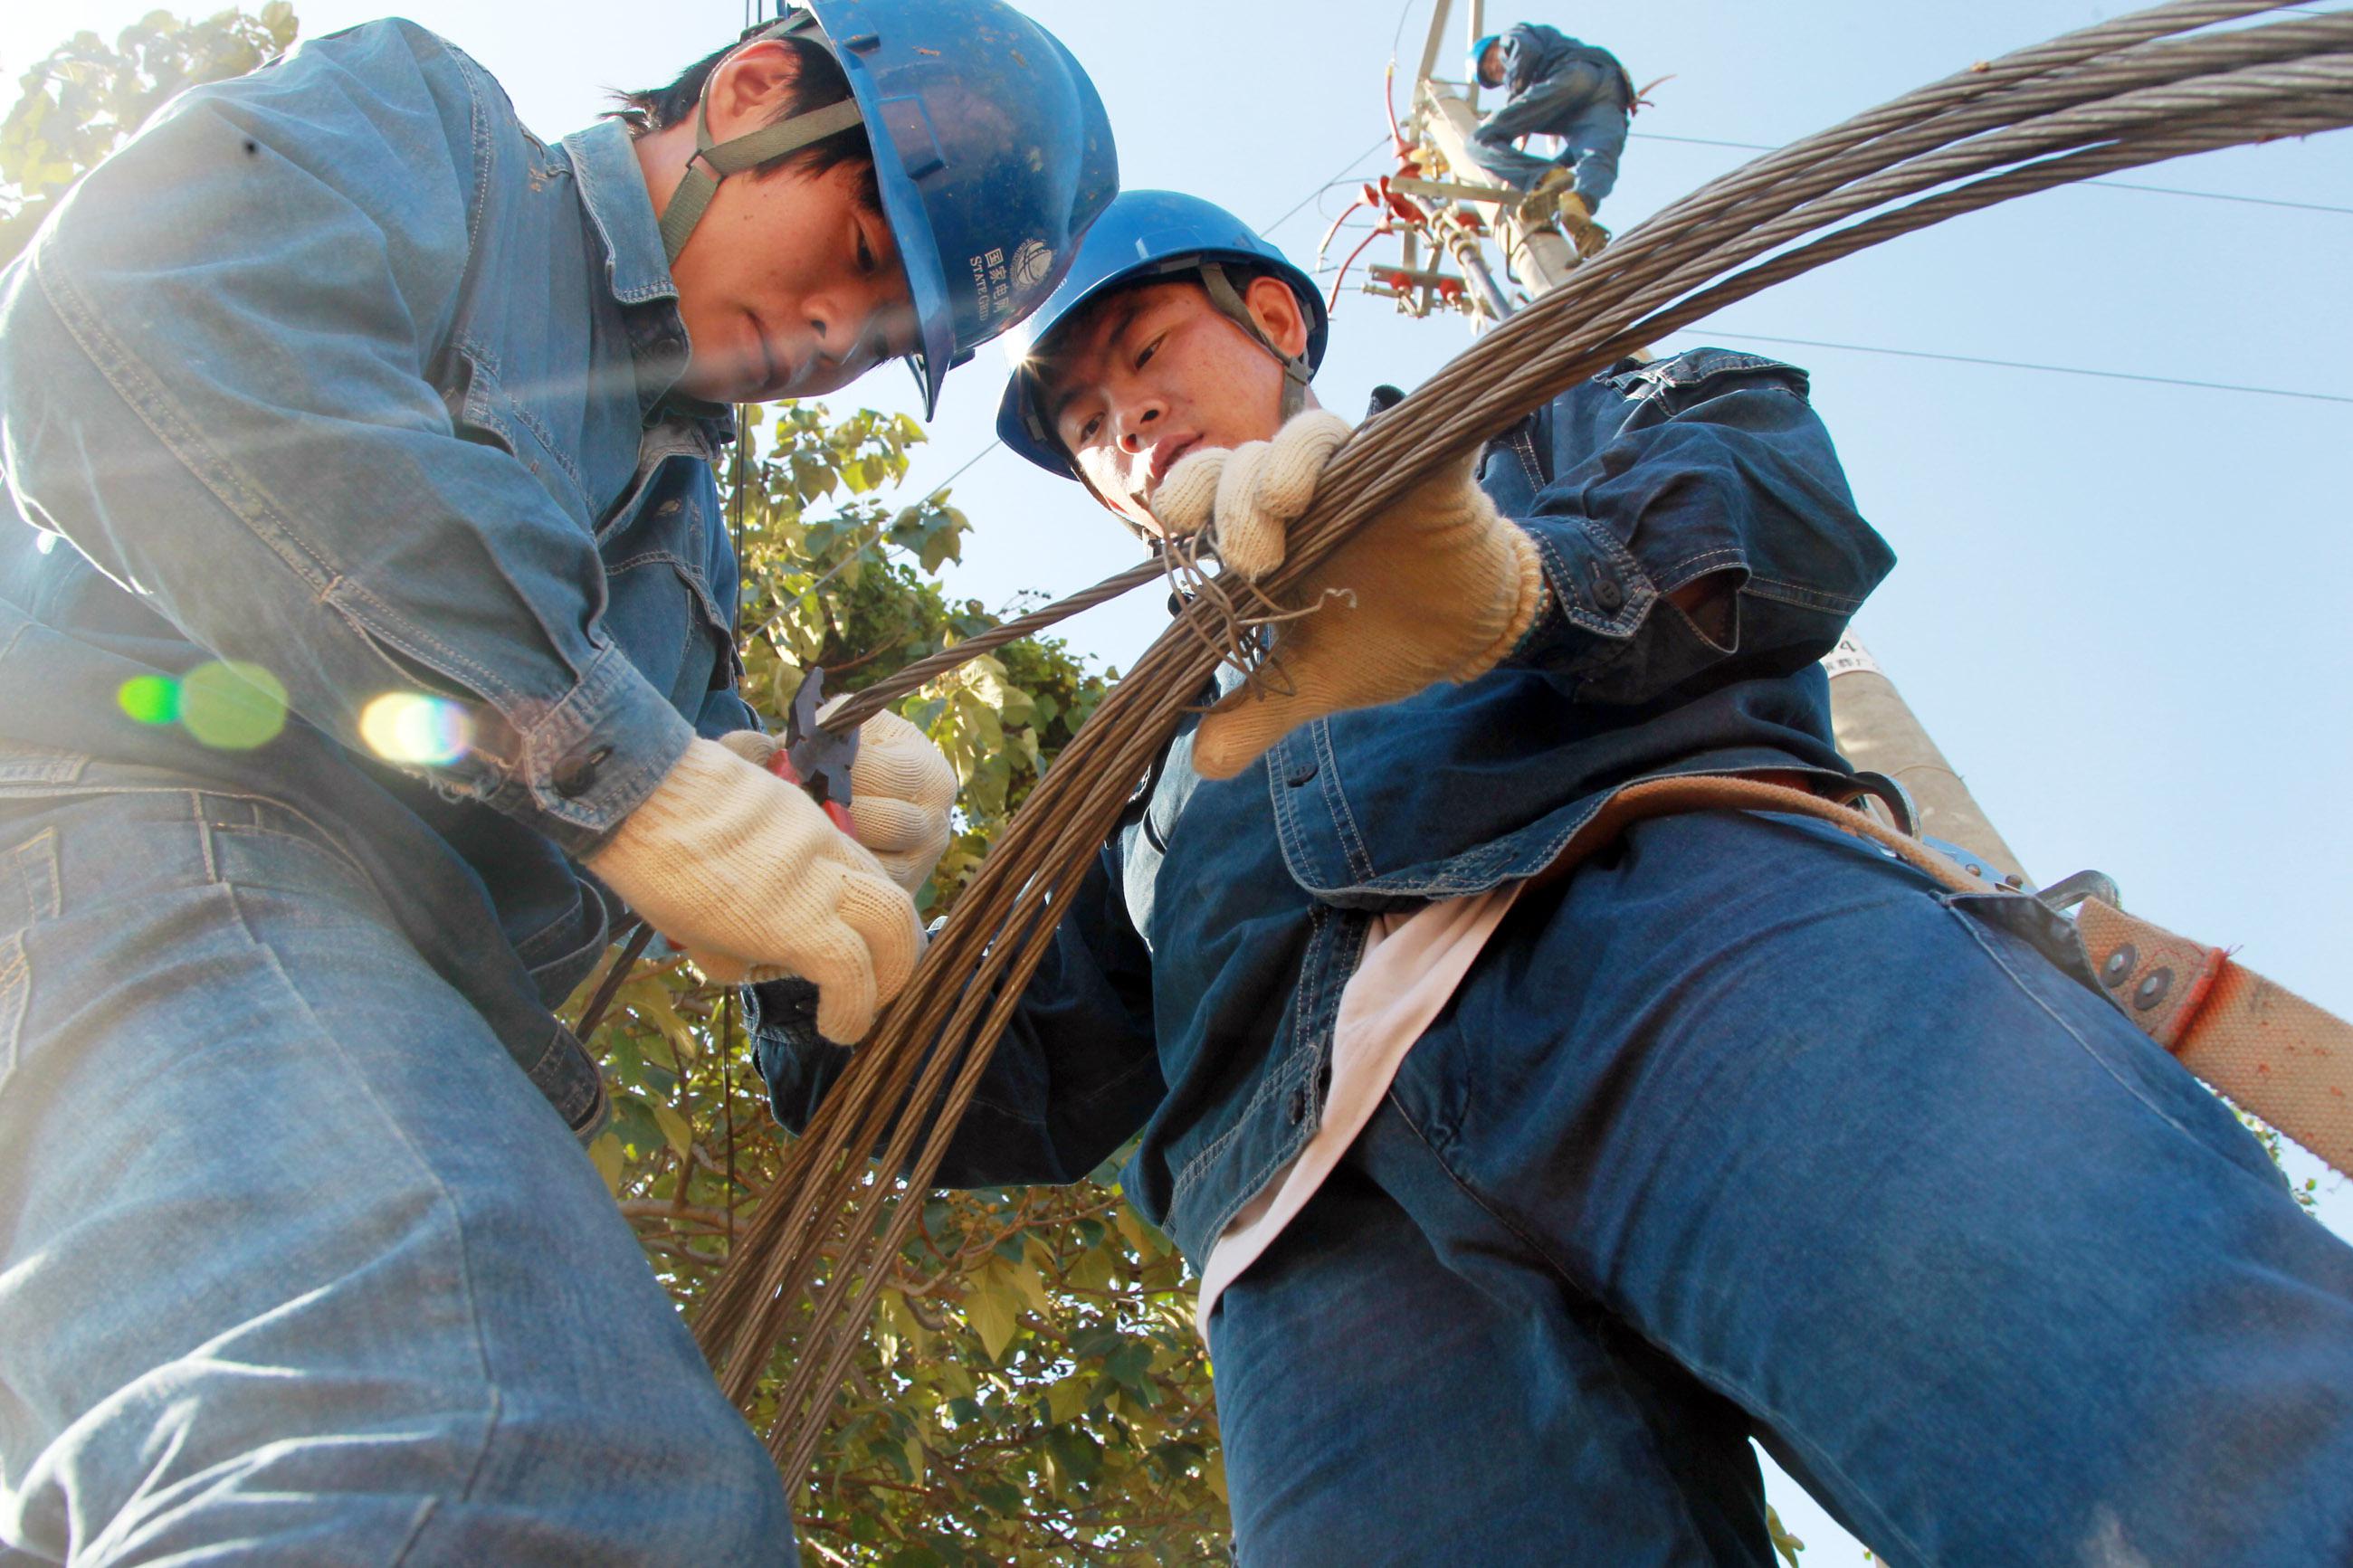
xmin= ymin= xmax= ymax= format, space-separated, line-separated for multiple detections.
xmin=650 ymin=1097 xmax=693 ymax=1159
xmin=935 ymin=1357 xmax=976 ymax=1402
xmin=633 ymin=983 xmax=700 ymax=1062
xmin=1045 ymin=1425 xmax=1104 ymax=1487
xmin=587 ymin=1132 xmax=624 ymax=1197
xmin=1046 ymin=1376 xmax=1092 ymax=1426
xmin=962 ymin=1282 xmax=1020 ymax=1363
xmin=918 ymin=521 xmax=962 ymax=575
xmin=1116 ymin=1203 xmax=1168 ymax=1259
xmin=1065 ymin=1240 xmax=1117 ymax=1292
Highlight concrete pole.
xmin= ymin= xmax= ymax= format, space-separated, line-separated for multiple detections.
xmin=1825 ymin=636 xmax=2030 ymax=885
xmin=1414 ymin=89 xmax=1584 ymax=299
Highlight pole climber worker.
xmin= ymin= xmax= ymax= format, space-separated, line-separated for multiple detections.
xmin=1468 ymin=20 xmax=1636 ymax=257
xmin=0 ymin=3 xmax=1110 ymax=1560
xmin=759 ymin=190 xmax=2353 ymax=1564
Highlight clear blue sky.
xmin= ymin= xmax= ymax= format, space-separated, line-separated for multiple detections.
xmin=8 ymin=3 xmax=2348 ymax=1560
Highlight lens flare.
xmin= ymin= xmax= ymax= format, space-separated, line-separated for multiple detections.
xmin=179 ymin=660 xmax=289 ymax=750
xmin=117 ymin=674 xmax=182 ymax=726
xmin=359 ymin=693 xmax=472 ymax=765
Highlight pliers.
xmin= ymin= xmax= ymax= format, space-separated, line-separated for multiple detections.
xmin=767 ymin=665 xmax=861 ymax=833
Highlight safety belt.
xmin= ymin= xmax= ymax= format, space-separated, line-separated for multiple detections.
xmin=1529 ymin=774 xmax=2353 ymax=1178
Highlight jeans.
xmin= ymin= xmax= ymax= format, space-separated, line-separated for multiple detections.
xmin=0 ymin=789 xmax=792 ymax=1565
xmin=1470 ymin=62 xmax=1631 ymax=208
xmin=1209 ymin=811 xmax=2353 ymax=1566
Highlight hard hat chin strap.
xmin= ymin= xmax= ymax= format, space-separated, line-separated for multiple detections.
xmin=658 ymin=79 xmax=866 ymax=264
xmin=1196 ymin=263 xmax=1314 ymax=423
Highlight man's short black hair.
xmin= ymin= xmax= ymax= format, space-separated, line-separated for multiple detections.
xmin=611 ymin=34 xmax=881 ymax=214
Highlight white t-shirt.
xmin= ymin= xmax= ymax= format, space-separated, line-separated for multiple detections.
xmin=1196 ymin=885 xmax=1525 ymax=1336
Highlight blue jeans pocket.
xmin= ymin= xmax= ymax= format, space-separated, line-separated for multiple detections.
xmin=205 ymin=816 xmax=384 ymax=918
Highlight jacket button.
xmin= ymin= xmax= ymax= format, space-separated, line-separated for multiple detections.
xmin=1286 ymin=762 xmax=1318 ymax=788
xmin=1588 ymin=562 xmax=1626 ymax=613
xmin=553 ymin=746 xmax=614 ymax=800
xmin=1286 ymin=1086 xmax=1310 ymax=1125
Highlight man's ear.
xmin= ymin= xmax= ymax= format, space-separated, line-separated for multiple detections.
xmin=708 ymin=39 xmax=804 ymax=136
xmin=1243 ymin=274 xmax=1312 ymax=361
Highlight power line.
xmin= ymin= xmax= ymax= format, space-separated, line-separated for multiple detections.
xmin=925 ymin=437 xmax=998 ymax=498
xmin=1390 ymin=0 xmax=1421 ymax=64
xmin=1630 ymin=130 xmax=1783 ymax=152
xmin=1257 ymin=135 xmax=1396 ymax=238
xmin=2085 ymin=177 xmax=2353 ymax=215
xmin=1631 ymin=129 xmax=2353 ymax=215
xmin=1697 ymin=329 xmax=2353 ymax=405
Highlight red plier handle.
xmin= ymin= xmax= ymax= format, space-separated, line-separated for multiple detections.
xmin=767 ymin=748 xmax=857 ymax=835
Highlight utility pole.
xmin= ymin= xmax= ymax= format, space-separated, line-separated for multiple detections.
xmin=1376 ymin=0 xmax=2030 ymax=884
xmin=1823 ymin=636 xmax=2030 ymax=883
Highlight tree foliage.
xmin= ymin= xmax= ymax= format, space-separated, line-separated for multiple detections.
xmin=581 ymin=404 xmax=1229 ymax=1564
xmin=0 ymin=4 xmax=298 ymax=267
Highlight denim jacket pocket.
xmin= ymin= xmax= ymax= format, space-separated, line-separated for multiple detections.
xmin=0 ymin=610 xmax=88 ymax=794
xmin=447 ymin=350 xmax=593 ymax=524
xmin=0 ymin=744 xmax=89 ymax=792
xmin=596 ymin=455 xmax=741 ymax=708
xmin=600 ymin=552 xmax=733 ymax=717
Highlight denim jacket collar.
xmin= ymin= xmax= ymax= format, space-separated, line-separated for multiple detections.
xmin=559 ymin=119 xmax=705 ymax=426
xmin=564 ymin=118 xmax=674 ymax=308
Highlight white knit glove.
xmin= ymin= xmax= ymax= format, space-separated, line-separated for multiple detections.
xmin=718 ymin=710 xmax=957 ymax=896
xmin=1154 ymin=409 xmax=1544 ymax=781
xmin=587 ymin=737 xmax=922 ymax=1042
xmin=1152 ymin=408 xmax=1353 ymax=578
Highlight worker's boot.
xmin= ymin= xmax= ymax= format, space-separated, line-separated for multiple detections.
xmin=1518 ymin=172 xmax=1612 ymax=260
xmin=1555 ymin=190 xmax=1612 ymax=260
xmin=1517 ymin=166 xmax=1577 ymax=226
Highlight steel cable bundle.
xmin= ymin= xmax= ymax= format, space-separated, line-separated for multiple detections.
xmin=693 ymin=0 xmax=2353 ymax=1484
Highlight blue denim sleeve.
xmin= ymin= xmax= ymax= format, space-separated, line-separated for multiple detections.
xmin=0 ymin=23 xmax=689 ymax=854
xmin=749 ymin=837 xmax=1166 ymax=1189
xmin=695 ymin=685 xmax=761 ymax=741
xmin=1506 ymin=355 xmax=1896 ymax=705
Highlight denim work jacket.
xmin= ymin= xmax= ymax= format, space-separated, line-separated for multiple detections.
xmin=1499 ymin=23 xmax=1634 ymax=108
xmin=758 ymin=348 xmax=1898 ymax=1266
xmin=0 ymin=23 xmax=752 ymax=1131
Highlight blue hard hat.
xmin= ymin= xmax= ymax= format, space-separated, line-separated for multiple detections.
xmin=774 ymin=0 xmax=1118 ymax=416
xmin=1469 ymin=33 xmax=1505 ymax=87
xmin=995 ymin=189 xmax=1329 ymax=479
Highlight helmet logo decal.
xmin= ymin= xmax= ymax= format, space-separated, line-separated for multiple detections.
xmin=1011 ymin=238 xmax=1055 ymax=294
xmin=969 ymin=240 xmax=1057 ymax=328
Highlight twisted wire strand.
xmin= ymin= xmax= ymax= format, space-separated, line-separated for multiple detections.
xmin=689 ymin=0 xmax=2353 ymax=1486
